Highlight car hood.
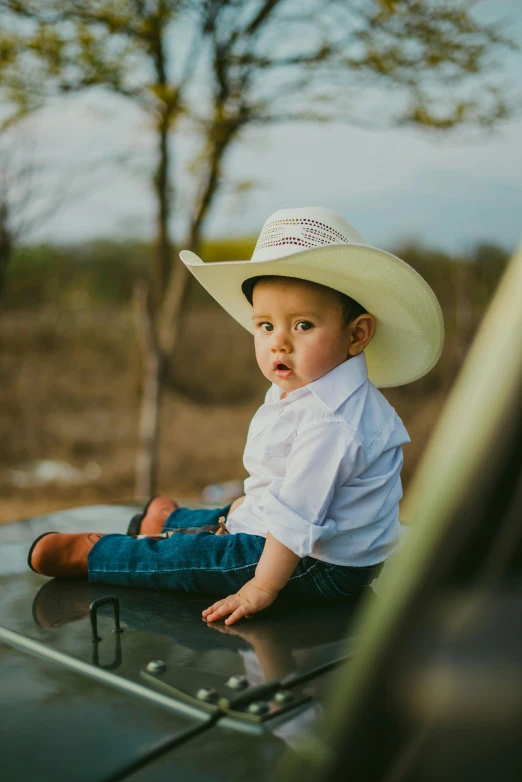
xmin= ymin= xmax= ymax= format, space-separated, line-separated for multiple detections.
xmin=0 ymin=505 xmax=367 ymax=781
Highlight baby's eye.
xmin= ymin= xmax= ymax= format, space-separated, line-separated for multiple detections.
xmin=259 ymin=322 xmax=273 ymax=333
xmin=296 ymin=321 xmax=313 ymax=332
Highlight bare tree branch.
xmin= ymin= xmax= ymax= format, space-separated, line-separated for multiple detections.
xmin=1 ymin=0 xmax=519 ymax=493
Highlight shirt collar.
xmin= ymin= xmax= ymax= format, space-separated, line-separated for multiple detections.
xmin=268 ymin=353 xmax=369 ymax=412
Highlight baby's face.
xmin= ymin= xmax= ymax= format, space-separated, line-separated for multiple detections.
xmin=251 ymin=278 xmax=353 ymax=395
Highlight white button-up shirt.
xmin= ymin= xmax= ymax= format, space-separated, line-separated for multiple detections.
xmin=226 ymin=352 xmax=411 ymax=566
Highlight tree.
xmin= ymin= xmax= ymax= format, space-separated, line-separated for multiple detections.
xmin=0 ymin=0 xmax=517 ymax=495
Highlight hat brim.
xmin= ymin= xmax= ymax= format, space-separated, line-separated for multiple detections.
xmin=179 ymin=244 xmax=444 ymax=388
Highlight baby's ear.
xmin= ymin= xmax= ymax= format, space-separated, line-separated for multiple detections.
xmin=365 ymin=314 xmax=376 ymax=344
xmin=348 ymin=314 xmax=376 ymax=355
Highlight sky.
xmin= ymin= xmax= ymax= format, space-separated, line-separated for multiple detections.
xmin=10 ymin=1 xmax=522 ymax=255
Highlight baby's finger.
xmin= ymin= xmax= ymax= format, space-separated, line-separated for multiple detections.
xmin=224 ymin=604 xmax=252 ymax=626
xmin=205 ymin=598 xmax=239 ymax=623
xmin=202 ymin=598 xmax=226 ymax=617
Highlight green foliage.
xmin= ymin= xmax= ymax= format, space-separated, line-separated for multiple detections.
xmin=400 ymin=241 xmax=509 ymax=303
xmin=4 ymin=237 xmax=510 ymax=312
xmin=199 ymin=237 xmax=257 ymax=263
xmin=4 ymin=240 xmax=150 ymax=307
xmin=3 ymin=237 xmax=257 ymax=308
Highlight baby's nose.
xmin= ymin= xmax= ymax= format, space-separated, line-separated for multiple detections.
xmin=271 ymin=332 xmax=292 ymax=351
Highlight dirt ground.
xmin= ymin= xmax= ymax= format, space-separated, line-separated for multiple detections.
xmin=0 ymin=303 xmax=452 ymax=524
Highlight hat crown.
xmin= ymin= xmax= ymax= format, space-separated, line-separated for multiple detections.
xmin=252 ymin=206 xmax=370 ymax=262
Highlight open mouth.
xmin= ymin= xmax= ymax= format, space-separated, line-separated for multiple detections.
xmin=274 ymin=362 xmax=294 ymax=378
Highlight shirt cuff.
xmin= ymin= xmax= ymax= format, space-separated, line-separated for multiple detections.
xmin=260 ymin=486 xmax=337 ymax=558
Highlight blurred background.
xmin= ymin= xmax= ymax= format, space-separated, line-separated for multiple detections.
xmin=0 ymin=0 xmax=521 ymax=523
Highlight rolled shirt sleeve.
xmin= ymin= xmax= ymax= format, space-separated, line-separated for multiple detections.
xmin=259 ymin=420 xmax=367 ymax=557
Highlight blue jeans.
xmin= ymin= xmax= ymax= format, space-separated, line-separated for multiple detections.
xmin=88 ymin=504 xmax=383 ymax=599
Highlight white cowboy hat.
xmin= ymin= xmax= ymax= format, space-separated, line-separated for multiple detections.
xmin=179 ymin=206 xmax=444 ymax=388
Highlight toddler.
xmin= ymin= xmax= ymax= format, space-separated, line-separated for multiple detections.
xmin=28 ymin=207 xmax=444 ymax=626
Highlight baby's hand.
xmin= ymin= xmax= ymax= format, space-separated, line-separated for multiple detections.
xmin=202 ymin=578 xmax=277 ymax=625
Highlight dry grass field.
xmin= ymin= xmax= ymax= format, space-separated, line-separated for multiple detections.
xmin=0 ymin=239 xmax=506 ymax=524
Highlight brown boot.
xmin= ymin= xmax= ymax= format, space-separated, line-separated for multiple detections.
xmin=127 ymin=496 xmax=179 ymax=536
xmin=28 ymin=532 xmax=105 ymax=578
